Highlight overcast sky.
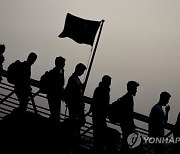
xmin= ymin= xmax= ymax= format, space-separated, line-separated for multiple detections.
xmin=0 ymin=0 xmax=180 ymax=125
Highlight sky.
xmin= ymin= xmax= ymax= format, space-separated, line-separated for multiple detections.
xmin=0 ymin=0 xmax=180 ymax=126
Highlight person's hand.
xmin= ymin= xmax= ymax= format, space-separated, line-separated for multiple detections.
xmin=165 ymin=105 xmax=170 ymax=113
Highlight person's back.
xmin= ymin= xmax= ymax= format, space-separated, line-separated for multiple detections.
xmin=65 ymin=72 xmax=82 ymax=106
xmin=15 ymin=60 xmax=31 ymax=93
xmin=46 ymin=56 xmax=65 ymax=122
xmin=91 ymin=75 xmax=111 ymax=151
xmin=148 ymin=91 xmax=171 ymax=137
xmin=14 ymin=52 xmax=37 ymax=112
xmin=92 ymin=85 xmax=110 ymax=124
xmin=149 ymin=103 xmax=165 ymax=137
xmin=91 ymin=75 xmax=111 ymax=127
xmin=47 ymin=57 xmax=65 ymax=97
xmin=64 ymin=63 xmax=87 ymax=141
xmin=65 ymin=63 xmax=87 ymax=118
xmin=119 ymin=93 xmax=134 ymax=127
xmin=120 ymin=81 xmax=139 ymax=134
xmin=148 ymin=91 xmax=171 ymax=154
xmin=119 ymin=81 xmax=139 ymax=154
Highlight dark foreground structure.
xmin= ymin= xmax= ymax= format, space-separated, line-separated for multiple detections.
xmin=0 ymin=70 xmax=177 ymax=154
xmin=0 ymin=110 xmax=77 ymax=153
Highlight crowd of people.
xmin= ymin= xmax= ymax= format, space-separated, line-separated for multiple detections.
xmin=0 ymin=43 xmax=179 ymax=153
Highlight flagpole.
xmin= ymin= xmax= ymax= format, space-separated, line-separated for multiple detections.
xmin=83 ymin=20 xmax=105 ymax=94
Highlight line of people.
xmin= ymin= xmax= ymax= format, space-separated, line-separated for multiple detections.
xmin=88 ymin=75 xmax=179 ymax=153
xmin=1 ymin=44 xmax=180 ymax=153
xmin=0 ymin=46 xmax=87 ymax=143
xmin=88 ymin=77 xmax=140 ymax=153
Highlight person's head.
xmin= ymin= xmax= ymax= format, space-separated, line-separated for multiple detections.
xmin=75 ymin=63 xmax=87 ymax=76
xmin=27 ymin=52 xmax=37 ymax=65
xmin=127 ymin=80 xmax=139 ymax=96
xmin=159 ymin=91 xmax=171 ymax=106
xmin=101 ymin=75 xmax=111 ymax=87
xmin=0 ymin=44 xmax=5 ymax=54
xmin=55 ymin=56 xmax=65 ymax=69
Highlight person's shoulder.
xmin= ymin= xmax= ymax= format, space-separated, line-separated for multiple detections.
xmin=21 ymin=61 xmax=28 ymax=68
xmin=66 ymin=74 xmax=76 ymax=85
xmin=94 ymin=86 xmax=100 ymax=93
xmin=121 ymin=93 xmax=132 ymax=101
xmin=154 ymin=104 xmax=161 ymax=110
xmin=69 ymin=72 xmax=75 ymax=78
xmin=67 ymin=73 xmax=74 ymax=81
xmin=21 ymin=60 xmax=26 ymax=65
xmin=49 ymin=67 xmax=57 ymax=75
xmin=151 ymin=104 xmax=162 ymax=114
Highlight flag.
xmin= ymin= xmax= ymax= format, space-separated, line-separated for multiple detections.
xmin=59 ymin=13 xmax=101 ymax=46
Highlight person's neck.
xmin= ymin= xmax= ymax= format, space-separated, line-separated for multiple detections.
xmin=127 ymin=91 xmax=133 ymax=96
xmin=157 ymin=101 xmax=163 ymax=107
xmin=55 ymin=66 xmax=63 ymax=70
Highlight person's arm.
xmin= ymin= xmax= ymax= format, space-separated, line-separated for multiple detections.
xmin=165 ymin=105 xmax=170 ymax=124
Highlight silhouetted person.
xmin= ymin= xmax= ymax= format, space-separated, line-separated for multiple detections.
xmin=118 ymin=81 xmax=139 ymax=153
xmin=46 ymin=56 xmax=65 ymax=123
xmin=14 ymin=52 xmax=37 ymax=112
xmin=149 ymin=91 xmax=171 ymax=137
xmin=0 ymin=44 xmax=5 ymax=83
xmin=64 ymin=63 xmax=87 ymax=141
xmin=148 ymin=91 xmax=171 ymax=153
xmin=88 ymin=75 xmax=111 ymax=152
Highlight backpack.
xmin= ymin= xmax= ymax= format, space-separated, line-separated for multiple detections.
xmin=39 ymin=71 xmax=51 ymax=94
xmin=7 ymin=60 xmax=21 ymax=84
xmin=107 ymin=98 xmax=125 ymax=124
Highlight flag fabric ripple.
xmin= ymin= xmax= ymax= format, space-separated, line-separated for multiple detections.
xmin=59 ymin=13 xmax=101 ymax=46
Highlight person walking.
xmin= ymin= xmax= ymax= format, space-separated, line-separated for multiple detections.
xmin=46 ymin=56 xmax=66 ymax=123
xmin=64 ymin=63 xmax=87 ymax=141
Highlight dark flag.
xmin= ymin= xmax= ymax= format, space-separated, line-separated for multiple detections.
xmin=59 ymin=13 xmax=101 ymax=46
